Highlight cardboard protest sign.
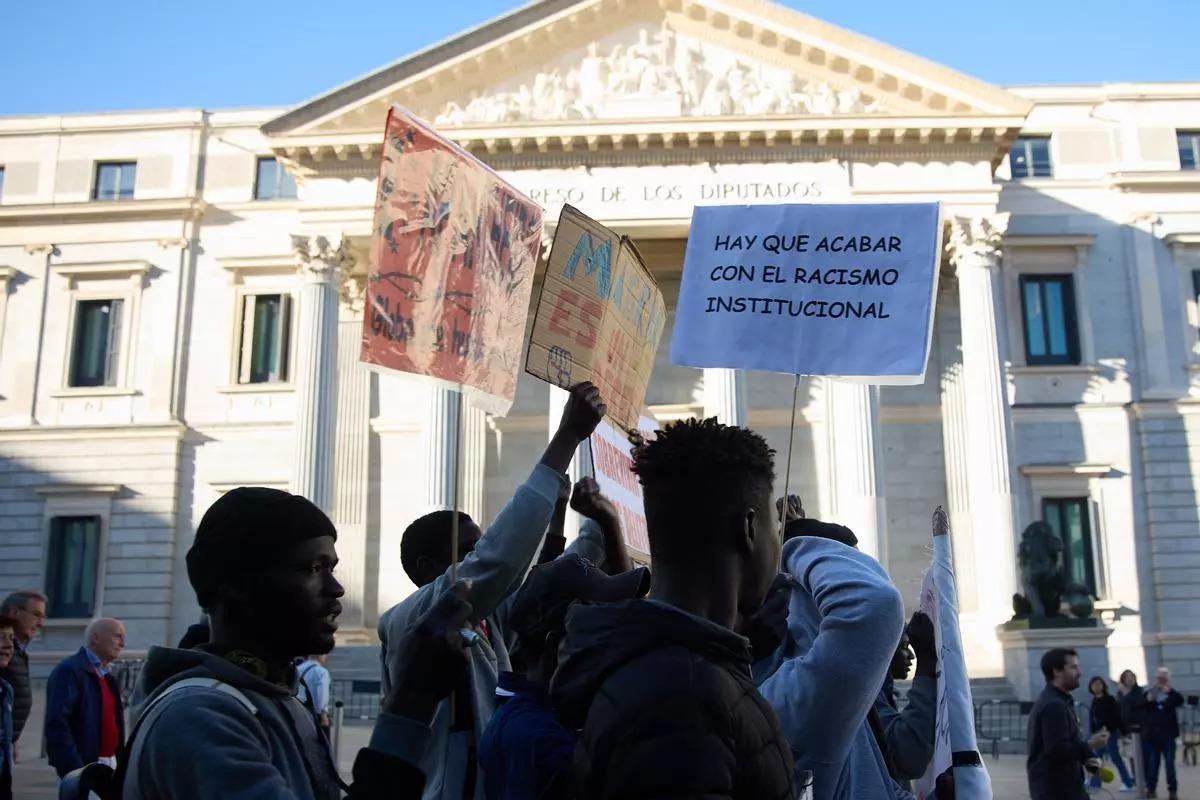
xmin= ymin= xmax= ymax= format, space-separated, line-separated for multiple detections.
xmin=362 ymin=106 xmax=543 ymax=415
xmin=671 ymin=203 xmax=941 ymax=382
xmin=588 ymin=417 xmax=658 ymax=561
xmin=526 ymin=205 xmax=666 ymax=430
xmin=915 ymin=508 xmax=992 ymax=800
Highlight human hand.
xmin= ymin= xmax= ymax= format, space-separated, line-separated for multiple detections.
xmin=1088 ymin=729 xmax=1110 ymax=750
xmin=932 ymin=505 xmax=949 ymax=538
xmin=908 ymin=611 xmax=937 ymax=664
xmin=740 ymin=573 xmax=794 ymax=663
xmin=571 ymin=477 xmax=619 ymax=522
xmin=384 ymin=579 xmax=474 ymax=723
xmin=776 ymin=494 xmax=804 ymax=525
xmin=556 ymin=382 xmax=606 ymax=442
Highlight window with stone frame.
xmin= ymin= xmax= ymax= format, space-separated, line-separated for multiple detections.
xmin=237 ymin=292 xmax=292 ymax=384
xmin=1179 ymin=131 xmax=1200 ymax=171
xmin=44 ymin=515 xmax=102 ymax=619
xmin=1019 ymin=274 xmax=1081 ymax=366
xmin=93 ymin=161 xmax=137 ymax=201
xmin=1042 ymin=497 xmax=1098 ymax=597
xmin=1009 ymin=136 xmax=1053 ymax=179
xmin=68 ymin=298 xmax=124 ymax=387
xmin=0 ymin=165 xmax=6 ymax=202
xmin=254 ymin=157 xmax=298 ymax=201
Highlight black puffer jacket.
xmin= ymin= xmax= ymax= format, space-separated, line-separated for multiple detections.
xmin=551 ymin=599 xmax=795 ymax=800
xmin=0 ymin=645 xmax=31 ymax=741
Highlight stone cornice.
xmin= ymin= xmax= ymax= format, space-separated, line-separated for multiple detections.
xmin=0 ymin=423 xmax=187 ymax=442
xmin=1018 ymin=462 xmax=1113 ymax=477
xmin=51 ymin=260 xmax=151 ymax=287
xmin=1108 ymin=171 xmax=1200 ymax=192
xmin=34 ymin=483 xmax=124 ymax=498
xmin=0 ymin=197 xmax=207 ymax=225
xmin=271 ymin=115 xmax=1025 ymax=165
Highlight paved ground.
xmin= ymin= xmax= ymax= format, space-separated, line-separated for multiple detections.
xmin=14 ymin=689 xmax=1197 ymax=799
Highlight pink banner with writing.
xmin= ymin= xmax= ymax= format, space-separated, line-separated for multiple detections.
xmin=362 ymin=106 xmax=543 ymax=414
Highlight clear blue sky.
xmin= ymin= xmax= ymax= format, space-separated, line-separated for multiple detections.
xmin=1 ymin=1 xmax=1196 ymax=116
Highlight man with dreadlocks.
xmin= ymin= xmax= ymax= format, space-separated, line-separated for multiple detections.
xmin=550 ymin=418 xmax=795 ymax=800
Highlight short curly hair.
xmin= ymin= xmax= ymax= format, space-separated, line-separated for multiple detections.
xmin=401 ymin=510 xmax=476 ymax=586
xmin=632 ymin=418 xmax=775 ymax=561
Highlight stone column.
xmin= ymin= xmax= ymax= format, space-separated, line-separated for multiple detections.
xmin=290 ymin=235 xmax=352 ymax=512
xmin=702 ymin=368 xmax=746 ymax=426
xmin=825 ymin=379 xmax=887 ymax=561
xmin=936 ymin=304 xmax=979 ymax=614
xmin=946 ymin=215 xmax=1020 ymax=671
xmin=421 ymin=384 xmax=487 ymax=517
xmin=423 ymin=385 xmax=461 ymax=510
xmin=330 ymin=309 xmax=371 ymax=637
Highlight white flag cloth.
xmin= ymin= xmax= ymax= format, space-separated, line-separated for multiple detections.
xmin=913 ymin=526 xmax=993 ymax=800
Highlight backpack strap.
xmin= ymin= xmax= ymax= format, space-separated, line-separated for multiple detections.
xmin=146 ymin=677 xmax=258 ymax=716
xmin=107 ymin=678 xmax=258 ymax=799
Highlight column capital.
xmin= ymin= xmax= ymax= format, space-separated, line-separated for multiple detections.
xmin=945 ymin=214 xmax=1009 ymax=271
xmin=292 ymin=234 xmax=355 ymax=285
xmin=341 ymin=273 xmax=367 ymax=314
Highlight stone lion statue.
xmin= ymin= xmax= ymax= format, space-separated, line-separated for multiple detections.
xmin=1012 ymin=521 xmax=1094 ymax=621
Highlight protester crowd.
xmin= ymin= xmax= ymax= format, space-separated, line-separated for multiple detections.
xmin=0 ymin=382 xmax=1188 ymax=800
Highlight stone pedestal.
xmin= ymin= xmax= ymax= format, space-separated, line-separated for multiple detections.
xmin=997 ymin=623 xmax=1114 ymax=703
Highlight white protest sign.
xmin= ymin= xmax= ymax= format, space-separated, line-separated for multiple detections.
xmin=588 ymin=418 xmax=657 ymax=561
xmin=915 ymin=509 xmax=992 ymax=800
xmin=670 ymin=203 xmax=941 ymax=381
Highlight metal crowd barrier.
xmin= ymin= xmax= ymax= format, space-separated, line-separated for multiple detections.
xmin=973 ymin=699 xmax=1033 ymax=760
xmin=331 ymin=678 xmax=383 ymax=722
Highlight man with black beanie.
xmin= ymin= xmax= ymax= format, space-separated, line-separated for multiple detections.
xmin=116 ymin=486 xmax=477 ymax=799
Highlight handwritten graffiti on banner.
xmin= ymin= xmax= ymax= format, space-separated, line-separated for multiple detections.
xmin=362 ymin=105 xmax=543 ymax=415
xmin=589 ymin=418 xmax=658 ymax=560
xmin=670 ymin=202 xmax=941 ymax=383
xmin=526 ymin=205 xmax=666 ymax=431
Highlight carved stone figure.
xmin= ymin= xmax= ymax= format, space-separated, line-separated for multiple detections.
xmin=431 ymin=21 xmax=886 ymax=125
xmin=1011 ymin=522 xmax=1095 ymax=621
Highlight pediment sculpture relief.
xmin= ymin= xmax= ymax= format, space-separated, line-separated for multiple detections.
xmin=432 ymin=23 xmax=884 ymax=126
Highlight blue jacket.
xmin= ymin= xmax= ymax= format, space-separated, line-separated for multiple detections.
xmin=756 ymin=536 xmax=910 ymax=800
xmin=45 ymin=648 xmax=126 ymax=777
xmin=478 ymin=673 xmax=574 ymax=800
xmin=1 ymin=676 xmax=13 ymax=800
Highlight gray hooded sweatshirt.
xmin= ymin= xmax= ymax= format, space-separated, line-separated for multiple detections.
xmin=124 ymin=646 xmax=337 ymax=799
xmin=123 ymin=646 xmax=431 ymax=799
xmin=756 ymin=536 xmax=908 ymax=800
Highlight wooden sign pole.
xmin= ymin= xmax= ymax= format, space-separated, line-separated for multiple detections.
xmin=779 ymin=374 xmax=801 ymax=539
xmin=450 ymin=387 xmax=464 ymax=584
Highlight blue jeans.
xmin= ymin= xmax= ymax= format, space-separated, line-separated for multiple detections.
xmin=1144 ymin=736 xmax=1178 ymax=792
xmin=1089 ymin=738 xmax=1132 ymax=786
xmin=1094 ymin=737 xmax=1136 ymax=788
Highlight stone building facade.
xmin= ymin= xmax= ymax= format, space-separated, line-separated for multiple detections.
xmin=2 ymin=0 xmax=1199 ymax=694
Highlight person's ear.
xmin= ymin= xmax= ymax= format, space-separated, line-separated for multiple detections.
xmin=415 ymin=554 xmax=436 ymax=582
xmin=737 ymin=506 xmax=757 ymax=555
xmin=542 ymin=630 xmax=564 ymax=671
